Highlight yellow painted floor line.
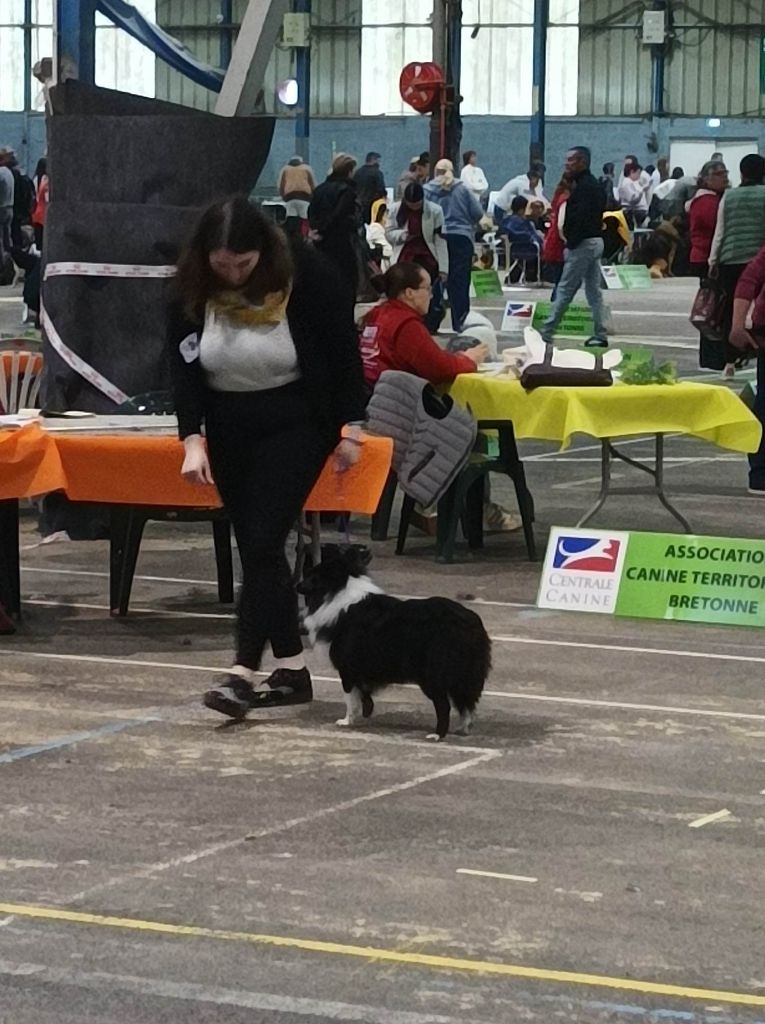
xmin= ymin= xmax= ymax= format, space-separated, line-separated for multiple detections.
xmin=1 ymin=902 xmax=765 ymax=1008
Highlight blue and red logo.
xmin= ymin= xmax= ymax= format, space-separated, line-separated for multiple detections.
xmin=553 ymin=536 xmax=621 ymax=572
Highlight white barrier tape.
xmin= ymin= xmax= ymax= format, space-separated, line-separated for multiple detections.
xmin=40 ymin=301 xmax=130 ymax=406
xmin=44 ymin=261 xmax=177 ymax=280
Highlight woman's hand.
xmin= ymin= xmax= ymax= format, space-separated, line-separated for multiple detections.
xmin=729 ymin=326 xmax=758 ymax=352
xmin=181 ymin=434 xmax=214 ymax=486
xmin=334 ymin=437 xmax=362 ymax=474
xmin=465 ymin=343 xmax=489 ymax=366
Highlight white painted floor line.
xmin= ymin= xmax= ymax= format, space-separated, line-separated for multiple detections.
xmin=688 ymin=808 xmax=732 ymax=829
xmin=552 ymin=473 xmax=625 ymax=490
xmin=22 ymin=566 xmax=223 ymax=587
xmin=456 ymin=868 xmax=538 ymax=884
xmin=538 ymin=455 xmax=740 ymax=464
xmin=23 ymin=592 xmax=538 ymax=615
xmin=24 ymin=598 xmax=234 ymax=620
xmin=617 ymin=311 xmax=690 ymax=318
xmin=607 ymin=337 xmax=697 ymax=350
xmin=69 ymin=749 xmax=500 ymax=903
xmin=4 ymin=649 xmax=765 ymax=725
xmin=490 ymin=634 xmax=765 ymax=666
xmin=483 ymin=690 xmax=765 ymax=723
xmin=524 ymin=433 xmax=683 ymax=461
xmin=0 ymin=960 xmax=486 ymax=1024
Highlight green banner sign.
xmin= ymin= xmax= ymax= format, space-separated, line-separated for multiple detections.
xmin=538 ymin=527 xmax=765 ymax=628
xmin=616 ymin=265 xmax=652 ymax=290
xmin=616 ymin=532 xmax=765 ymax=627
xmin=602 ymin=265 xmax=652 ymax=290
xmin=532 ymin=301 xmax=593 ymax=338
xmin=470 ymin=269 xmax=504 ymax=297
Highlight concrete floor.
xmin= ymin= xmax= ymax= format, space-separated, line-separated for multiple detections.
xmin=2 ymin=278 xmax=765 ymax=1023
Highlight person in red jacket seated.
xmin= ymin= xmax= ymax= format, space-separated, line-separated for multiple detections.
xmin=361 ymin=262 xmax=522 ymax=531
xmin=360 ymin=262 xmax=487 ymax=389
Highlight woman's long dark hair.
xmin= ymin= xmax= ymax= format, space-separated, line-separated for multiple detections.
xmin=175 ymin=195 xmax=293 ymax=319
xmin=397 ymin=182 xmax=424 ymax=227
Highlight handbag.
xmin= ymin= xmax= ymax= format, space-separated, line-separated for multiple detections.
xmin=690 ymin=278 xmax=725 ymax=343
xmin=520 ymin=343 xmax=613 ymax=390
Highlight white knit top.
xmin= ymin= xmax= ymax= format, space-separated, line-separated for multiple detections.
xmin=199 ymin=305 xmax=301 ymax=392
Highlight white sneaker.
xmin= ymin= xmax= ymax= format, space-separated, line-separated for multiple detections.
xmin=483 ymin=501 xmax=523 ymax=532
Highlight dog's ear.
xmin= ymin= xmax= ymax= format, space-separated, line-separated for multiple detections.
xmin=341 ymin=544 xmax=373 ymax=575
xmin=319 ymin=543 xmax=343 ymax=565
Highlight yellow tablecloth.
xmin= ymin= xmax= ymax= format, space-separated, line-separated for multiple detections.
xmin=448 ymin=377 xmax=762 ymax=453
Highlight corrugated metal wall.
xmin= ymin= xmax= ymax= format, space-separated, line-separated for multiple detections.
xmin=155 ymin=0 xmax=361 ymax=114
xmin=578 ymin=0 xmax=765 ymax=117
xmin=667 ymin=0 xmax=763 ymax=117
xmin=157 ymin=1 xmax=765 ymax=118
xmin=578 ymin=0 xmax=654 ymax=115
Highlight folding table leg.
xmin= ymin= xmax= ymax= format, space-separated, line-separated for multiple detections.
xmin=576 ymin=440 xmax=612 ymax=527
xmin=0 ymin=499 xmax=21 ymax=617
xmin=654 ymin=434 xmax=692 ymax=533
xmin=109 ymin=506 xmax=146 ymax=617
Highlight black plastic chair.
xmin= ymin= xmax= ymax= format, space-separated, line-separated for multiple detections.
xmin=396 ymin=420 xmax=536 ymax=562
xmin=109 ymin=392 xmax=234 ymax=616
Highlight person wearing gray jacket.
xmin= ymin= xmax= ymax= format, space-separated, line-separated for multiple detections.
xmin=386 ymin=182 xmax=449 ymax=332
xmin=424 ymin=159 xmax=483 ymax=332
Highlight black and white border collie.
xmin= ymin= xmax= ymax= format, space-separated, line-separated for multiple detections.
xmin=298 ymin=547 xmax=491 ymax=740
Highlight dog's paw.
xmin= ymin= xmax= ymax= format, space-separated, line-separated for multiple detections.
xmin=425 ymin=733 xmax=445 ymax=742
xmin=361 ymin=694 xmax=374 ymax=719
xmin=454 ymin=725 xmax=472 ymax=737
xmin=335 ymin=717 xmax=351 ymax=727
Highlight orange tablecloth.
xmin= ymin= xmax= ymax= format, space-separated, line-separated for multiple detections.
xmin=0 ymin=425 xmax=392 ymax=514
xmin=0 ymin=425 xmax=65 ymax=499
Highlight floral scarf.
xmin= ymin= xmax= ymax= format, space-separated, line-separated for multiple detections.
xmin=208 ymin=287 xmax=290 ymax=327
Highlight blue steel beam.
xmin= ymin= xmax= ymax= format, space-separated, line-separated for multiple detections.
xmin=294 ymin=0 xmax=311 ymax=161
xmin=56 ymin=0 xmax=96 ymax=84
xmin=530 ymin=0 xmax=548 ymax=167
xmin=220 ymin=0 xmax=233 ymax=69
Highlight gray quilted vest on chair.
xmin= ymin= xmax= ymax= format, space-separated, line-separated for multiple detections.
xmin=365 ymin=370 xmax=477 ymax=508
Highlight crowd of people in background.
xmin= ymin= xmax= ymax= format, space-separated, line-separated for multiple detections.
xmin=269 ymin=141 xmax=765 ymax=496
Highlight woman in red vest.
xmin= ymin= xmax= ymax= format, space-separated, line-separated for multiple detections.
xmin=360 ymin=262 xmax=487 ymax=389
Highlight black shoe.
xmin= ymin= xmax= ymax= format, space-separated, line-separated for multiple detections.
xmin=584 ymin=337 xmax=608 ymax=348
xmin=248 ymin=667 xmax=313 ymax=709
xmin=203 ymin=674 xmax=254 ymax=720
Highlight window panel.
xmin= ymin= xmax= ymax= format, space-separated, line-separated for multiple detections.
xmin=549 ymin=0 xmax=579 ymax=25
xmin=547 ymin=25 xmax=578 ymax=114
xmin=96 ymin=0 xmax=156 ymax=98
xmin=0 ymin=25 xmax=24 ymax=110
xmin=460 ymin=26 xmax=533 ymax=115
xmin=29 ymin=24 xmax=52 ymax=108
xmin=360 ymin=25 xmax=431 ymax=114
xmin=362 ymin=0 xmax=430 ymax=26
xmin=463 ymin=0 xmax=533 ymax=24
xmin=0 ymin=0 xmax=23 ymax=24
xmin=31 ymin=0 xmax=52 ymax=24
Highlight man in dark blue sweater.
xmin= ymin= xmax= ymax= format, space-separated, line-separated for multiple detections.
xmin=541 ymin=146 xmax=608 ymax=348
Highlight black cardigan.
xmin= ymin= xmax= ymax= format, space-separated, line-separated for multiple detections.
xmin=168 ymin=242 xmax=367 ymax=440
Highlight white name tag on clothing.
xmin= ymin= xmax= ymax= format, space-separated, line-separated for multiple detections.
xmin=179 ymin=333 xmax=201 ymax=363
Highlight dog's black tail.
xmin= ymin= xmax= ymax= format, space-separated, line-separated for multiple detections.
xmin=436 ymin=618 xmax=491 ymax=714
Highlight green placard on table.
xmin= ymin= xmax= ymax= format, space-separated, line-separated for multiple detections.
xmin=538 ymin=527 xmax=765 ymax=628
xmin=470 ymin=269 xmax=504 ymax=297
xmin=616 ymin=265 xmax=652 ymax=289
xmin=532 ymin=301 xmax=593 ymax=338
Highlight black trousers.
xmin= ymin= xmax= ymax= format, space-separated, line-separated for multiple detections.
xmin=205 ymin=385 xmax=336 ymax=671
